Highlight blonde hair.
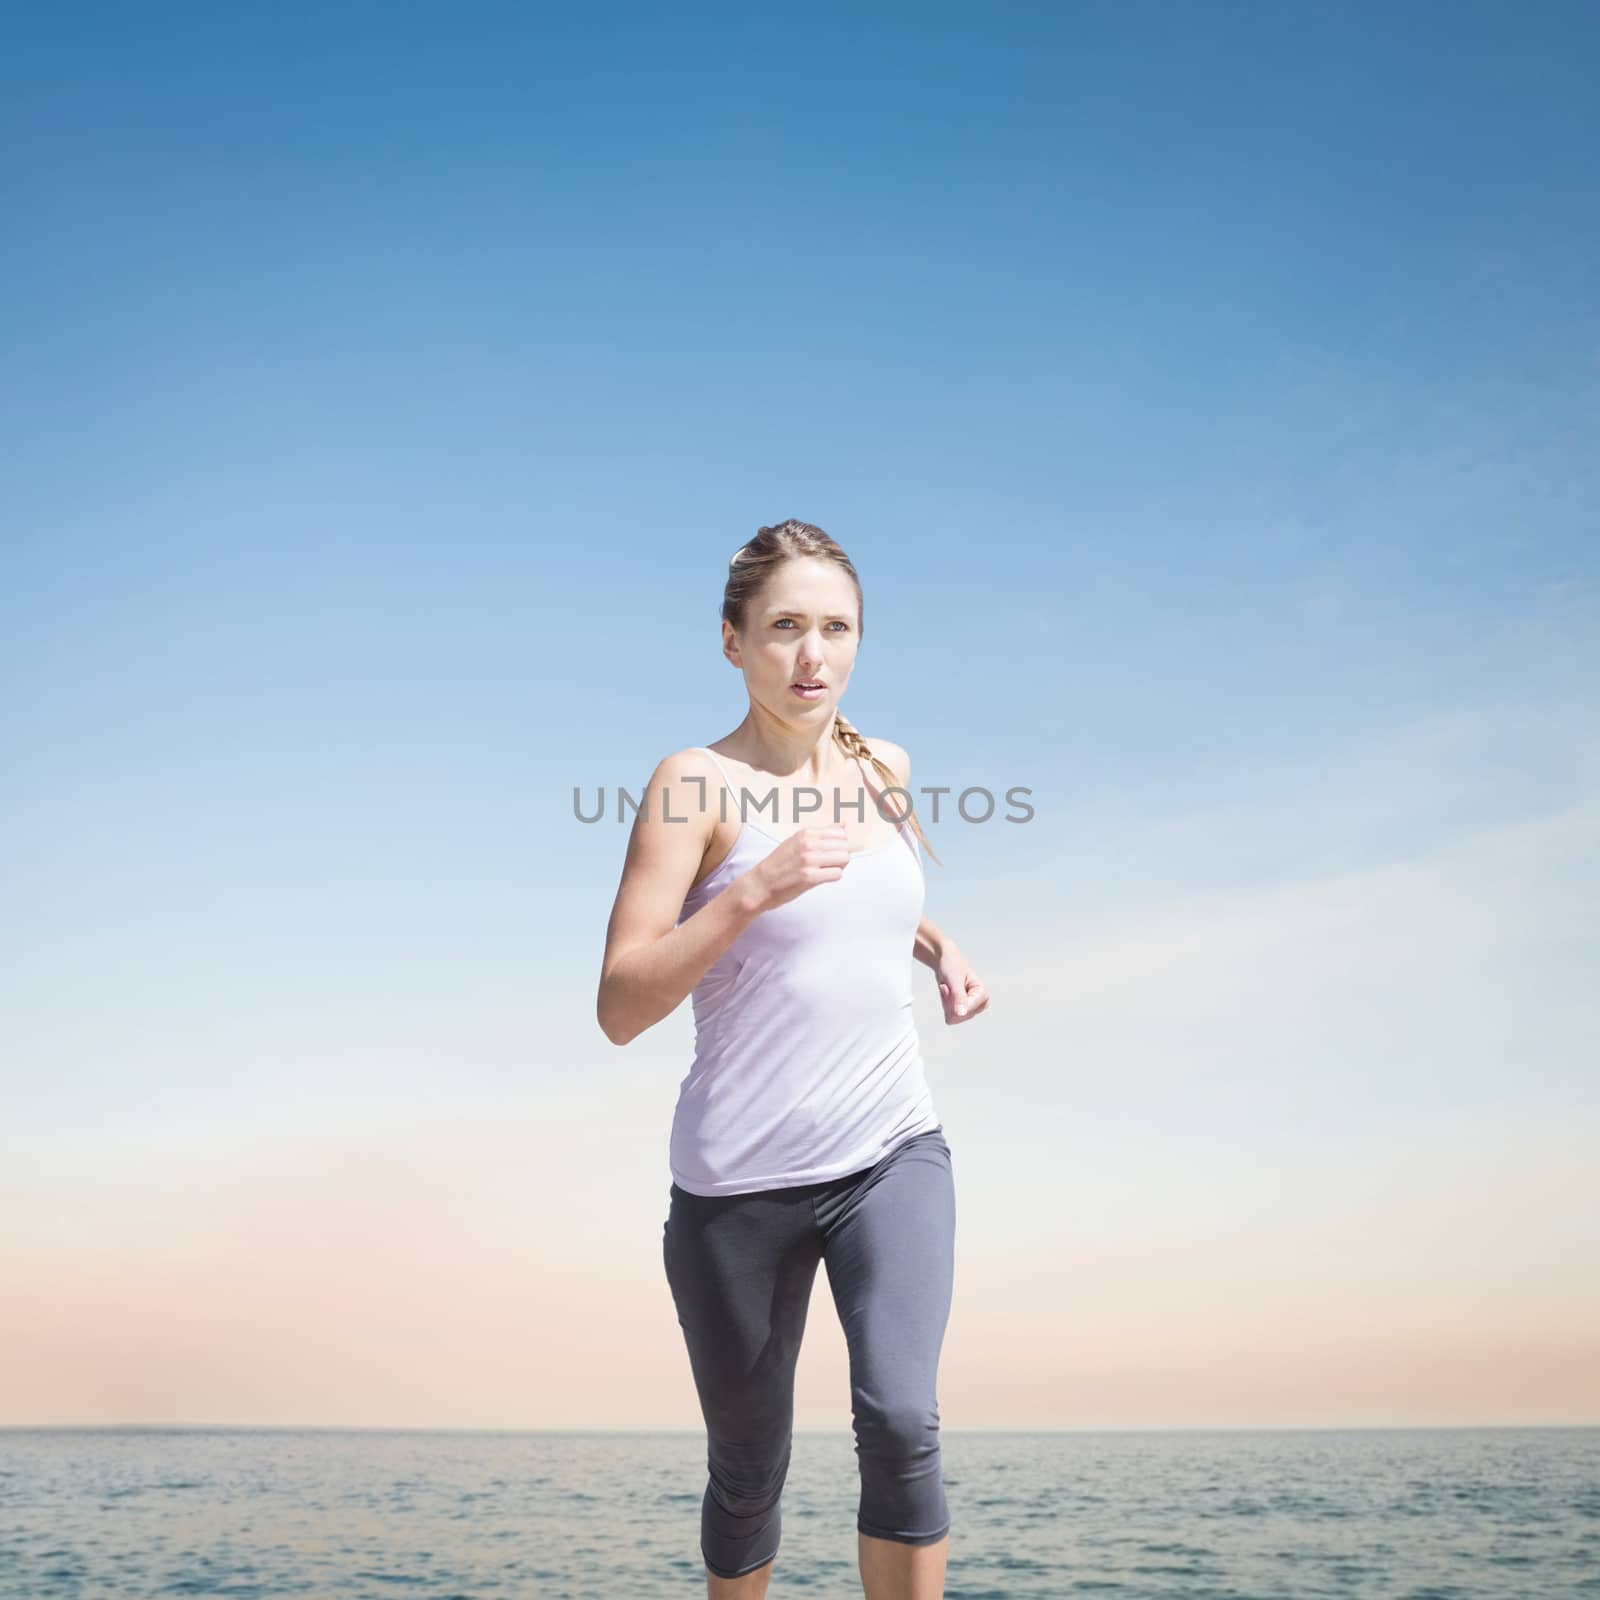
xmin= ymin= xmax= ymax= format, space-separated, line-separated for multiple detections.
xmin=723 ymin=519 xmax=942 ymax=867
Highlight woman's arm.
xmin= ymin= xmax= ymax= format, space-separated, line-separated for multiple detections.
xmin=869 ymin=734 xmax=991 ymax=1025
xmin=600 ymin=878 xmax=767 ymax=1046
xmin=868 ymin=737 xmax=949 ymax=972
xmin=925 ymin=923 xmax=989 ymax=1022
xmin=597 ymin=751 xmax=767 ymax=1047
xmin=596 ymin=750 xmax=848 ymax=1045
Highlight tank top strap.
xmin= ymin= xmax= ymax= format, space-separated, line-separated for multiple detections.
xmin=695 ymin=746 xmax=742 ymax=808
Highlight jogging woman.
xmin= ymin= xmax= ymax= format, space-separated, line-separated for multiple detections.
xmin=597 ymin=519 xmax=990 ymax=1599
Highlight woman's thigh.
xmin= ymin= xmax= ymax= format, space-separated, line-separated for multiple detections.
xmin=662 ymin=1183 xmax=823 ymax=1434
xmin=814 ymin=1129 xmax=956 ymax=1394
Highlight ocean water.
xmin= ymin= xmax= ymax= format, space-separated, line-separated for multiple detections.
xmin=0 ymin=1426 xmax=1594 ymax=1598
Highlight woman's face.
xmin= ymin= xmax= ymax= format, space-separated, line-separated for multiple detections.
xmin=727 ymin=557 xmax=861 ymax=724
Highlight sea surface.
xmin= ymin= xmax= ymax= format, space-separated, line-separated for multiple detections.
xmin=0 ymin=1426 xmax=1595 ymax=1598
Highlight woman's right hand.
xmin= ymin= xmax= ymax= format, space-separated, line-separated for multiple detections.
xmin=746 ymin=824 xmax=851 ymax=911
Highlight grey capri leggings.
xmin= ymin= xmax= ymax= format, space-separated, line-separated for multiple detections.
xmin=661 ymin=1125 xmax=956 ymax=1579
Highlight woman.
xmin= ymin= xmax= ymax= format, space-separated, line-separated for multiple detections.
xmin=597 ymin=519 xmax=990 ymax=1599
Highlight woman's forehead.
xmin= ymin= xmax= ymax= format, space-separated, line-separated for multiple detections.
xmin=757 ymin=559 xmax=858 ymax=610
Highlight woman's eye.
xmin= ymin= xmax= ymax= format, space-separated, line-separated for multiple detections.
xmin=774 ymin=620 xmax=850 ymax=631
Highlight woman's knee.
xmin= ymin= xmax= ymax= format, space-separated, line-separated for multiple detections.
xmin=856 ymin=1398 xmax=941 ymax=1459
xmin=708 ymin=1428 xmax=795 ymax=1507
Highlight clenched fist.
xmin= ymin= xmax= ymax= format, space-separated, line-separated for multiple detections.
xmin=747 ymin=824 xmax=851 ymax=912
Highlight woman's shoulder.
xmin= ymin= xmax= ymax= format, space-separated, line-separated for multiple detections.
xmin=619 ymin=748 xmax=760 ymax=877
xmin=861 ymin=735 xmax=911 ymax=789
xmin=648 ymin=745 xmax=738 ymax=791
xmin=634 ymin=746 xmax=736 ymax=830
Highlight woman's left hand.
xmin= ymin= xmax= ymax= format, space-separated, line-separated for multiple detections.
xmin=935 ymin=951 xmax=989 ymax=1025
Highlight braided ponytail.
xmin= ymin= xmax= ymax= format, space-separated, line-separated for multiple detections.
xmin=831 ymin=710 xmax=941 ymax=866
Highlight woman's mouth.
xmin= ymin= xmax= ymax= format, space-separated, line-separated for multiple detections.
xmin=791 ymin=681 xmax=827 ymax=700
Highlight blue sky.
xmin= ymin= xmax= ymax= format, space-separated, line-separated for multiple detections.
xmin=2 ymin=2 xmax=1596 ymax=1426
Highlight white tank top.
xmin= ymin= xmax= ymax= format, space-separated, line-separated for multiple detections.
xmin=668 ymin=745 xmax=942 ymax=1195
